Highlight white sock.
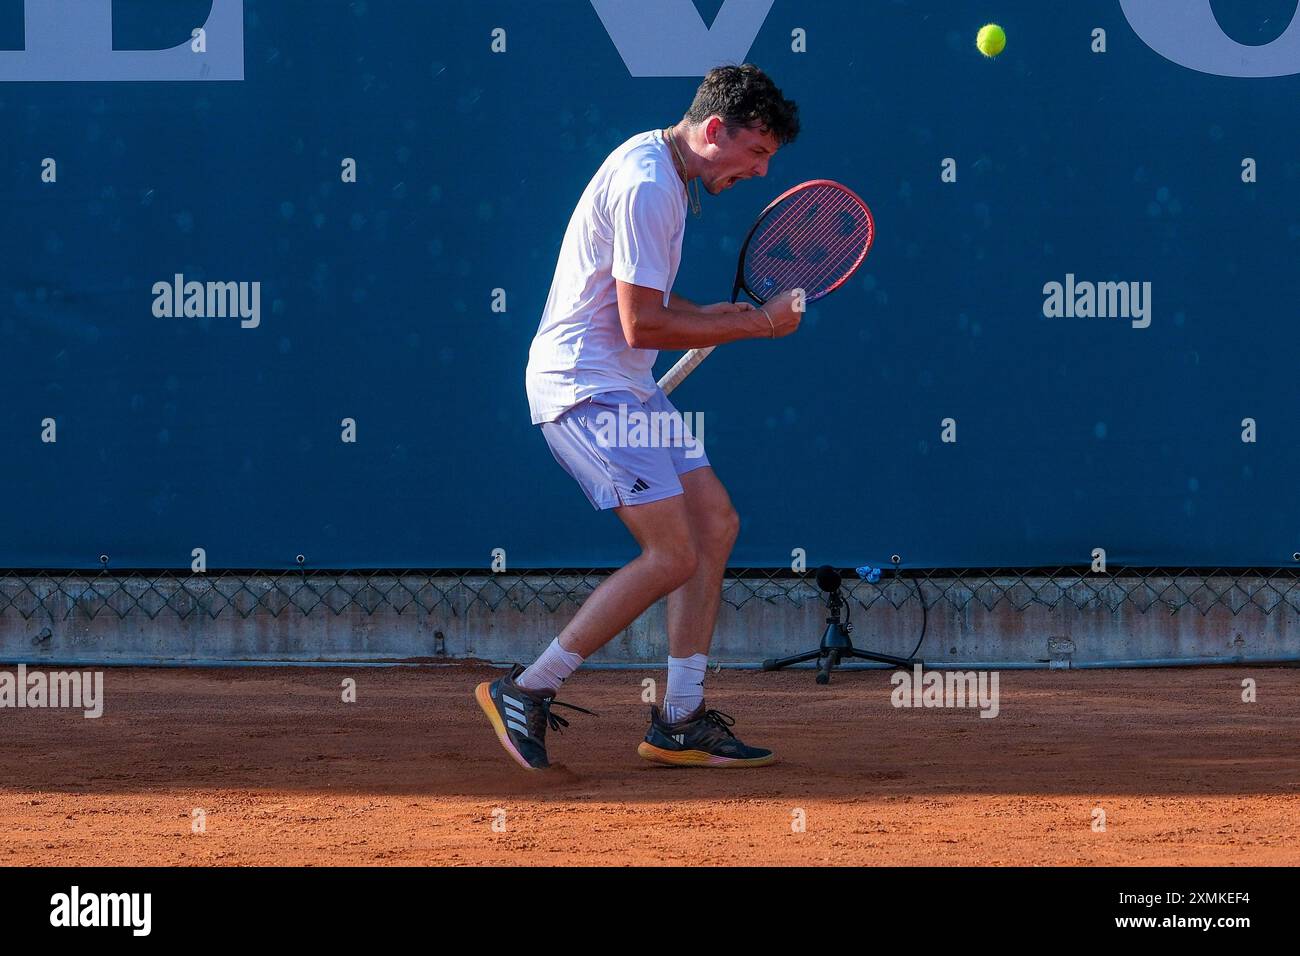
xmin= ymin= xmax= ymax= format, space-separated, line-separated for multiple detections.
xmin=516 ymin=638 xmax=585 ymax=694
xmin=663 ymin=653 xmax=708 ymax=723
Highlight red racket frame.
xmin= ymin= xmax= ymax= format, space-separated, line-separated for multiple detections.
xmin=732 ymin=178 xmax=875 ymax=305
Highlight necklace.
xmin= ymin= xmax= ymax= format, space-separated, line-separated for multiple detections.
xmin=664 ymin=127 xmax=702 ymax=217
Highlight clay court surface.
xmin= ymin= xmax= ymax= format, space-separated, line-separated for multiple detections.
xmin=1 ymin=664 xmax=1297 ymax=866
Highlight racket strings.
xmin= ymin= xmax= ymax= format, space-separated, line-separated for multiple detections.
xmin=752 ymin=194 xmax=869 ymax=295
xmin=746 ymin=187 xmax=872 ymax=300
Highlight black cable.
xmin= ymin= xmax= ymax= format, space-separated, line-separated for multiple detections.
xmin=905 ymin=572 xmax=927 ymax=662
xmin=829 ymin=567 xmax=925 ymax=662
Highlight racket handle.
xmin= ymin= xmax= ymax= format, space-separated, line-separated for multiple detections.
xmin=657 ymin=346 xmax=716 ymax=395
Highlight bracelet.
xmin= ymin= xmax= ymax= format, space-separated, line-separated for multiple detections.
xmin=759 ymin=306 xmax=775 ymax=338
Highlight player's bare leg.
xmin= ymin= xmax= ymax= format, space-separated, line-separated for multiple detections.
xmin=554 ymin=493 xmax=698 ymax=658
xmin=665 ymin=466 xmax=738 ymax=658
xmin=640 ymin=466 xmax=774 ymax=767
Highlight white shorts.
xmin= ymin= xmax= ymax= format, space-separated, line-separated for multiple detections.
xmin=539 ymin=389 xmax=711 ymax=510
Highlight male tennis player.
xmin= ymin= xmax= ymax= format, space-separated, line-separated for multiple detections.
xmin=477 ymin=64 xmax=801 ymax=770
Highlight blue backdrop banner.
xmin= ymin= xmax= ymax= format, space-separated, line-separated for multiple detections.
xmin=2 ymin=0 xmax=1297 ymax=569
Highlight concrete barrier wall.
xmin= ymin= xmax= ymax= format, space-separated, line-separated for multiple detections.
xmin=1 ymin=574 xmax=1295 ymax=668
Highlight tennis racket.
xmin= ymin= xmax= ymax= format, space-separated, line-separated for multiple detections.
xmin=657 ymin=179 xmax=875 ymax=395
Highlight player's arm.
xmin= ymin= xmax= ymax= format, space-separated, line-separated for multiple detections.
xmin=612 ymin=182 xmax=756 ymax=346
xmin=668 ymin=292 xmax=761 ymax=316
xmin=612 ymin=180 xmax=797 ymax=348
xmin=667 ymin=292 xmax=701 ymax=312
xmin=671 ymin=292 xmax=763 ymax=319
xmin=618 ymin=280 xmax=795 ymax=349
xmin=670 ymin=291 xmax=759 ymax=317
xmin=616 ymin=280 xmax=762 ymax=349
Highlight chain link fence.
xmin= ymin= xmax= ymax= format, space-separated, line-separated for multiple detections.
xmin=2 ymin=567 xmax=1299 ymax=622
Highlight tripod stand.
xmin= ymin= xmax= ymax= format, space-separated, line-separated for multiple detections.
xmin=762 ymin=566 xmax=920 ymax=684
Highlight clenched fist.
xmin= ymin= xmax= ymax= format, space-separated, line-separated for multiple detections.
xmin=757 ymin=289 xmax=803 ymax=339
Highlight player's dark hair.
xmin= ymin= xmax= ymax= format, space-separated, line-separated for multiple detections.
xmin=684 ymin=64 xmax=800 ymax=146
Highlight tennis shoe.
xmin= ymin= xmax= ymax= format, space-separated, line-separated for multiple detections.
xmin=638 ymin=702 xmax=775 ymax=768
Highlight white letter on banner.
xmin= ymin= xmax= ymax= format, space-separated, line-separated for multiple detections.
xmin=0 ymin=0 xmax=244 ymax=81
xmin=590 ymin=0 xmax=774 ymax=77
xmin=1119 ymin=0 xmax=1300 ymax=77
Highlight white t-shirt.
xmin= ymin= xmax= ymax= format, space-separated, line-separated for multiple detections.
xmin=526 ymin=129 xmax=687 ymax=424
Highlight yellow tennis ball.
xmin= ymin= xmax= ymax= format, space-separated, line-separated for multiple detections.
xmin=976 ymin=23 xmax=1006 ymax=58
